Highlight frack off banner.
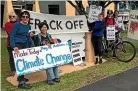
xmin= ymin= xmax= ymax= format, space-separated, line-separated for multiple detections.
xmin=128 ymin=10 xmax=138 ymax=40
xmin=13 ymin=42 xmax=72 ymax=76
xmin=29 ymin=11 xmax=88 ymax=34
xmin=29 ymin=11 xmax=87 ymax=57
xmin=88 ymin=5 xmax=102 ymax=23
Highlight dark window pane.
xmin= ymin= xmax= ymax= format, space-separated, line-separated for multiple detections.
xmin=48 ymin=5 xmax=59 ymax=15
xmin=26 ymin=4 xmax=33 ymax=11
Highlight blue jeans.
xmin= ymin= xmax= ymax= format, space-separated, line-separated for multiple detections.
xmin=46 ymin=67 xmax=59 ymax=81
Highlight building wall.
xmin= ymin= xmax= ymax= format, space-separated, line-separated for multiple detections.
xmin=39 ymin=1 xmax=66 ymax=15
xmin=104 ymin=3 xmax=115 ymax=17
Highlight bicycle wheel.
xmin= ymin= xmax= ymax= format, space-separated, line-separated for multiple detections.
xmin=114 ymin=41 xmax=136 ymax=62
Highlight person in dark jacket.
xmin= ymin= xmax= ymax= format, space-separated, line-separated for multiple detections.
xmin=89 ymin=13 xmax=106 ymax=64
xmin=5 ymin=11 xmax=18 ymax=76
xmin=10 ymin=11 xmax=33 ymax=89
xmin=33 ymin=22 xmax=60 ymax=85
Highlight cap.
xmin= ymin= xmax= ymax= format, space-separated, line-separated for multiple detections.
xmin=107 ymin=10 xmax=113 ymax=14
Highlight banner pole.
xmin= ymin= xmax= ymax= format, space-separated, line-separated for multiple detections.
xmin=85 ymin=32 xmax=95 ymax=64
xmin=33 ymin=0 xmax=40 ymax=13
xmin=3 ymin=0 xmax=14 ymax=27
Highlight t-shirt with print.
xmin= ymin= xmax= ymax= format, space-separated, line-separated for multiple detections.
xmin=40 ymin=35 xmax=51 ymax=46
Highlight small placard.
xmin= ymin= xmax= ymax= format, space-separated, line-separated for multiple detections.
xmin=71 ymin=42 xmax=83 ymax=66
xmin=88 ymin=5 xmax=102 ymax=23
xmin=106 ymin=25 xmax=115 ymax=40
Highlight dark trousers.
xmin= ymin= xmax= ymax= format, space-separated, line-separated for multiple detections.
xmin=15 ymin=43 xmax=28 ymax=83
xmin=7 ymin=47 xmax=16 ymax=72
xmin=104 ymin=31 xmax=109 ymax=50
xmin=92 ymin=36 xmax=102 ymax=57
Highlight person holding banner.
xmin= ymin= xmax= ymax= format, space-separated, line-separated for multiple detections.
xmin=10 ymin=11 xmax=33 ymax=89
xmin=113 ymin=10 xmax=125 ymax=32
xmin=33 ymin=22 xmax=60 ymax=85
xmin=5 ymin=11 xmax=18 ymax=76
xmin=89 ymin=13 xmax=106 ymax=64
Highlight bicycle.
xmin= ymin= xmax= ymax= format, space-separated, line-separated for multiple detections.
xmin=102 ymin=30 xmax=136 ymax=62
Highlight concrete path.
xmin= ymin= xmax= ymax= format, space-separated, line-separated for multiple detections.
xmin=76 ymin=67 xmax=138 ymax=91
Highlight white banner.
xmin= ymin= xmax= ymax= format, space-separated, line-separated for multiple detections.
xmin=128 ymin=10 xmax=138 ymax=40
xmin=106 ymin=26 xmax=115 ymax=40
xmin=52 ymin=33 xmax=85 ymax=57
xmin=28 ymin=11 xmax=86 ymax=58
xmin=29 ymin=11 xmax=88 ymax=34
xmin=13 ymin=42 xmax=72 ymax=76
xmin=88 ymin=5 xmax=102 ymax=23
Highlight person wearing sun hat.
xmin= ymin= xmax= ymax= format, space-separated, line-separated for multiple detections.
xmin=5 ymin=11 xmax=18 ymax=76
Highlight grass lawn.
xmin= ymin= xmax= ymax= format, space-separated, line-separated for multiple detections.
xmin=1 ymin=37 xmax=138 ymax=91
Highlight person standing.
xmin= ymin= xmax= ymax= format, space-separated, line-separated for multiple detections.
xmin=104 ymin=10 xmax=116 ymax=55
xmin=10 ymin=11 xmax=33 ymax=89
xmin=5 ymin=11 xmax=18 ymax=76
xmin=104 ymin=10 xmax=116 ymax=37
xmin=89 ymin=13 xmax=106 ymax=64
xmin=113 ymin=10 xmax=125 ymax=32
xmin=33 ymin=22 xmax=60 ymax=85
xmin=105 ymin=10 xmax=120 ymax=57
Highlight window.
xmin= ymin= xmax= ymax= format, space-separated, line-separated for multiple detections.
xmin=13 ymin=5 xmax=22 ymax=18
xmin=26 ymin=4 xmax=33 ymax=11
xmin=48 ymin=5 xmax=59 ymax=15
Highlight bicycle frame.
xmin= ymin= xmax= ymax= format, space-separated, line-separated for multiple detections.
xmin=102 ymin=30 xmax=123 ymax=54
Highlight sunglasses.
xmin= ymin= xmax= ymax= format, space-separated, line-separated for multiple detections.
xmin=22 ymin=16 xmax=29 ymax=19
xmin=9 ymin=16 xmax=15 ymax=18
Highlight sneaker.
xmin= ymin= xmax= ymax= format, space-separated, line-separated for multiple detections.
xmin=53 ymin=78 xmax=60 ymax=83
xmin=18 ymin=83 xmax=31 ymax=89
xmin=47 ymin=80 xmax=54 ymax=85
xmin=17 ymin=78 xmax=29 ymax=82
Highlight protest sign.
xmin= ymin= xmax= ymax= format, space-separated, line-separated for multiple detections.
xmin=29 ymin=11 xmax=88 ymax=34
xmin=13 ymin=42 xmax=72 ymax=76
xmin=28 ymin=11 xmax=86 ymax=57
xmin=71 ymin=42 xmax=83 ymax=66
xmin=128 ymin=10 xmax=138 ymax=40
xmin=88 ymin=5 xmax=102 ymax=23
xmin=52 ymin=33 xmax=85 ymax=57
xmin=115 ymin=17 xmax=125 ymax=31
xmin=106 ymin=25 xmax=115 ymax=40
